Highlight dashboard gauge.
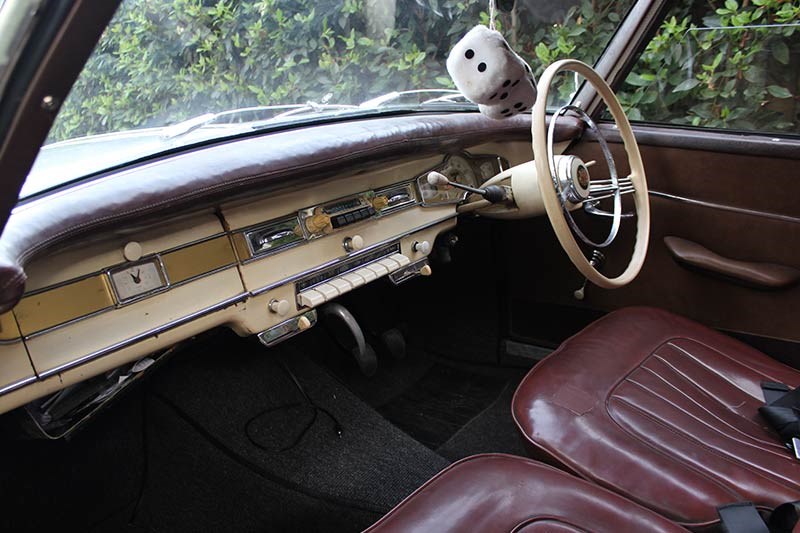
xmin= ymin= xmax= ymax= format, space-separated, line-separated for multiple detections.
xmin=416 ymin=175 xmax=464 ymax=205
xmin=416 ymin=155 xmax=478 ymax=205
xmin=479 ymin=160 xmax=500 ymax=181
xmin=441 ymin=155 xmax=478 ymax=187
xmin=109 ymin=258 xmax=167 ymax=303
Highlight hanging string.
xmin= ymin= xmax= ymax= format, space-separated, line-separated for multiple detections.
xmin=488 ymin=0 xmax=497 ymax=30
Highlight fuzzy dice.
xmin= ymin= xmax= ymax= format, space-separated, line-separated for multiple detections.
xmin=446 ymin=24 xmax=537 ymax=120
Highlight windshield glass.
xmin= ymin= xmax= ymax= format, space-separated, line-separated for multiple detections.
xmin=22 ymin=0 xmax=633 ymax=200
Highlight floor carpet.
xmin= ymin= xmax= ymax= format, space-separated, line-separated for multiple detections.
xmin=134 ymin=330 xmax=448 ymax=532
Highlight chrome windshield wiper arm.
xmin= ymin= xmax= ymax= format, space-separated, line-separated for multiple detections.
xmin=161 ymin=98 xmax=359 ymax=140
xmin=359 ymin=89 xmax=471 ymax=108
xmin=161 ymin=105 xmax=308 ymax=140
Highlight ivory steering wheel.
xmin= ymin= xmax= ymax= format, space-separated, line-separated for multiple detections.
xmin=532 ymin=59 xmax=650 ymax=289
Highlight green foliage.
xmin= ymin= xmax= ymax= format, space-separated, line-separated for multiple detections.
xmin=48 ymin=0 xmax=798 ymax=143
xmin=616 ymin=0 xmax=799 ymax=133
xmin=48 ymin=0 xmax=630 ymax=142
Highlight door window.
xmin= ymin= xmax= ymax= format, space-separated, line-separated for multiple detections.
xmin=615 ymin=0 xmax=799 ymax=135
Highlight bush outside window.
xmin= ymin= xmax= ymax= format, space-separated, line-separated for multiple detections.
xmin=616 ymin=0 xmax=799 ymax=135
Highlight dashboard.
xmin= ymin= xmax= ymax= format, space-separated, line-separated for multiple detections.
xmin=0 ymin=145 xmax=528 ymax=418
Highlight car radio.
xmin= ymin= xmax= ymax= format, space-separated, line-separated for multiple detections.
xmin=298 ymin=183 xmax=417 ymax=239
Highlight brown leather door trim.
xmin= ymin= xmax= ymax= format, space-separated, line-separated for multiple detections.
xmin=664 ymin=236 xmax=800 ymax=290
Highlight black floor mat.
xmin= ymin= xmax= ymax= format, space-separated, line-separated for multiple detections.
xmin=436 ymin=375 xmax=529 ymax=461
xmin=139 ymin=330 xmax=448 ymax=532
xmin=377 ymin=363 xmax=508 ymax=449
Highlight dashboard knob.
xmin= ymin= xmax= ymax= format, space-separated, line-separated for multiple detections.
xmin=372 ymin=196 xmax=389 ymax=211
xmin=419 ymin=264 xmax=432 ymax=276
xmin=412 ymin=240 xmax=431 ymax=254
xmin=305 ymin=213 xmax=332 ymax=234
xmin=297 ymin=315 xmax=312 ymax=331
xmin=343 ymin=235 xmax=364 ymax=253
xmin=269 ymin=298 xmax=291 ymax=316
xmin=123 ymin=241 xmax=143 ymax=262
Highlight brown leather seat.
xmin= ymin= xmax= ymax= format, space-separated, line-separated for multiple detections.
xmin=512 ymin=307 xmax=800 ymax=531
xmin=365 ymin=453 xmax=685 ymax=532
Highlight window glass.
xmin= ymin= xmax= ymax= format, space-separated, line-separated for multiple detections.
xmin=23 ymin=0 xmax=632 ymax=200
xmin=615 ymin=0 xmax=799 ymax=134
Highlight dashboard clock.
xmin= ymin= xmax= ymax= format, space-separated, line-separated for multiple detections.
xmin=108 ymin=258 xmax=167 ymax=303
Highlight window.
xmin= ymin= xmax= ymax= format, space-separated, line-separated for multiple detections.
xmin=22 ymin=0 xmax=632 ymax=200
xmin=616 ymin=0 xmax=799 ymax=135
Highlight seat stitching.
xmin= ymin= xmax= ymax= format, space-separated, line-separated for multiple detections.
xmin=622 ymin=375 xmax=799 ymax=473
xmin=666 ymin=340 xmax=793 ymax=392
xmin=641 ymin=356 xmax=787 ymax=451
xmin=610 ymin=395 xmax=800 ymax=493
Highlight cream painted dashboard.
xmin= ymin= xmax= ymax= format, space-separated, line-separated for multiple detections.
xmin=0 ymin=140 xmax=535 ymax=415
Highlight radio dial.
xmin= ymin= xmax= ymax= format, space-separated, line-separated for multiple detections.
xmin=306 ymin=213 xmax=332 ymax=234
xmin=372 ymin=196 xmax=389 ymax=211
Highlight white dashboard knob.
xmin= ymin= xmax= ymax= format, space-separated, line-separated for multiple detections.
xmin=419 ymin=264 xmax=432 ymax=276
xmin=413 ymin=240 xmax=431 ymax=254
xmin=344 ymin=235 xmax=364 ymax=252
xmin=297 ymin=315 xmax=312 ymax=331
xmin=269 ymin=299 xmax=291 ymax=316
xmin=123 ymin=241 xmax=143 ymax=262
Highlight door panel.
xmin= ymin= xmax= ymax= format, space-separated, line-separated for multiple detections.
xmin=502 ymin=125 xmax=800 ymax=352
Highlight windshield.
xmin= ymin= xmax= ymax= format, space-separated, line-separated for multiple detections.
xmin=21 ymin=0 xmax=633 ymax=200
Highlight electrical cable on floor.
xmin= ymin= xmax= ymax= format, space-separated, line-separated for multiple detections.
xmin=245 ymin=354 xmax=343 ymax=452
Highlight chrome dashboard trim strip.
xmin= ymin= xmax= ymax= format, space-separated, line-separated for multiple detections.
xmin=0 ymin=375 xmax=38 ymax=397
xmin=649 ymin=191 xmax=800 ymax=225
xmin=36 ymin=292 xmax=249 ymax=381
xmin=249 ymin=213 xmax=457 ymax=296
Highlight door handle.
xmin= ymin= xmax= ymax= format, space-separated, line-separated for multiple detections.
xmin=664 ymin=236 xmax=800 ymax=290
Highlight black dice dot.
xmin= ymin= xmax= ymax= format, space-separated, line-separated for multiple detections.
xmin=489 ymin=93 xmax=497 ymax=100
xmin=503 ymin=80 xmax=511 ymax=87
xmin=501 ymin=108 xmax=510 ymax=114
xmin=511 ymin=79 xmax=520 ymax=87
xmin=519 ymin=106 xmax=527 ymax=112
xmin=478 ymin=62 xmax=487 ymax=72
xmin=514 ymin=102 xmax=522 ymax=109
xmin=465 ymin=49 xmax=474 ymax=59
xmin=500 ymin=92 xmax=508 ymax=99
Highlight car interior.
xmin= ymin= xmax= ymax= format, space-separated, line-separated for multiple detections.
xmin=0 ymin=0 xmax=798 ymax=532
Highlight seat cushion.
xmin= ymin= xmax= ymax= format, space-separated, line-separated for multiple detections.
xmin=365 ymin=454 xmax=685 ymax=533
xmin=512 ymin=307 xmax=800 ymax=530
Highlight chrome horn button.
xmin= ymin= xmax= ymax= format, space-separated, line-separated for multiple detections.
xmin=555 ymin=155 xmax=590 ymax=204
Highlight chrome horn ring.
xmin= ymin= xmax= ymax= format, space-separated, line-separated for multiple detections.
xmin=547 ymin=104 xmax=631 ymax=249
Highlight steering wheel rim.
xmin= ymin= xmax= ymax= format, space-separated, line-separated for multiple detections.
xmin=532 ymin=59 xmax=650 ymax=289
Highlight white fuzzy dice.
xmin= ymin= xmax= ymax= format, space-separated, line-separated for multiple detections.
xmin=446 ymin=25 xmax=537 ymax=120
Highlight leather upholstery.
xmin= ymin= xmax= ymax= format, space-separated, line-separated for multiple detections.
xmin=0 ymin=113 xmax=581 ymax=313
xmin=365 ymin=454 xmax=686 ymax=533
xmin=512 ymin=307 xmax=800 ymax=530
xmin=664 ymin=236 xmax=800 ymax=290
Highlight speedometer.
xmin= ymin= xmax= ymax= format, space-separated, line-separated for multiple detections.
xmin=440 ymin=155 xmax=478 ymax=187
xmin=417 ymin=154 xmax=479 ymax=205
